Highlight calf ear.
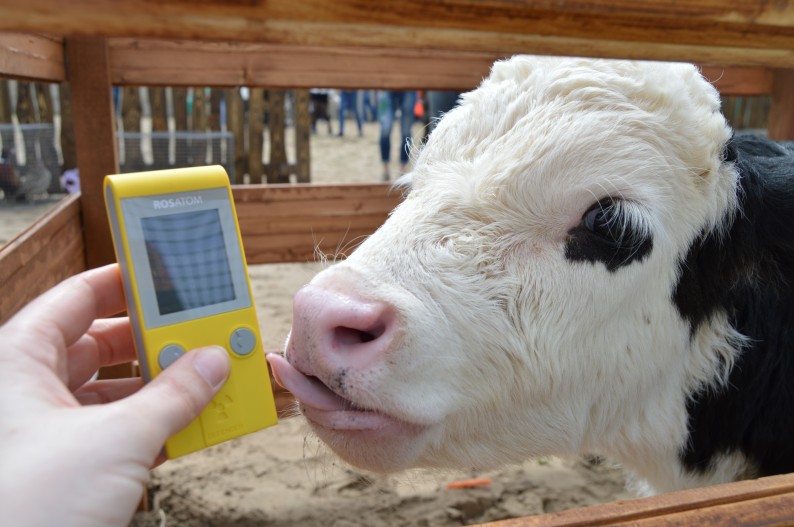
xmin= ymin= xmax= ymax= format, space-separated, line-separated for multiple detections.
xmin=721 ymin=133 xmax=738 ymax=164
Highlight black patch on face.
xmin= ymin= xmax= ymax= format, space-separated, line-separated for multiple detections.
xmin=674 ymin=134 xmax=794 ymax=477
xmin=564 ymin=199 xmax=654 ymax=272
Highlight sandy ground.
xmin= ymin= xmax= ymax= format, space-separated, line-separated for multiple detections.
xmin=1 ymin=120 xmax=631 ymax=526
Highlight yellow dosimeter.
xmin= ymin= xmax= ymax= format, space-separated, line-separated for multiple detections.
xmin=104 ymin=166 xmax=277 ymax=458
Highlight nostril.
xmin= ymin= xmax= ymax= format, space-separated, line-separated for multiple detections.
xmin=333 ymin=322 xmax=386 ymax=346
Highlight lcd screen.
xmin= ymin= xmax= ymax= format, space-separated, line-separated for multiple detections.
xmin=141 ymin=209 xmax=235 ymax=315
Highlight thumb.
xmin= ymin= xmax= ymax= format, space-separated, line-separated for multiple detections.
xmin=124 ymin=346 xmax=231 ymax=445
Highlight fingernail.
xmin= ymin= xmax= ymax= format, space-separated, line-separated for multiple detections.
xmin=193 ymin=346 xmax=231 ymax=389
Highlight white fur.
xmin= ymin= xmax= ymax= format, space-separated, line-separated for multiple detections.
xmin=289 ymin=56 xmax=743 ymax=494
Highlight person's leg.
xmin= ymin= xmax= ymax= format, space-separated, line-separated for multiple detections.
xmin=352 ymin=92 xmax=363 ymax=136
xmin=398 ymin=91 xmax=418 ymax=172
xmin=364 ymin=90 xmax=377 ymax=122
xmin=310 ymin=93 xmax=319 ymax=134
xmin=379 ymin=91 xmax=396 ymax=180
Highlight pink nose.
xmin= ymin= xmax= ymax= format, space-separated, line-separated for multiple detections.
xmin=289 ymin=284 xmax=399 ymax=372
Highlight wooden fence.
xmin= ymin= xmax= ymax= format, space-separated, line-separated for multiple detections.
xmin=0 ymin=80 xmax=311 ymax=187
xmin=1 ymin=1 xmax=794 ymax=524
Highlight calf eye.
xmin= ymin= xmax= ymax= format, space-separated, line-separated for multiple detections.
xmin=564 ymin=198 xmax=653 ymax=272
xmin=583 ymin=200 xmax=621 ymax=241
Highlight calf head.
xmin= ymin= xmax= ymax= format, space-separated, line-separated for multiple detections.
xmin=269 ymin=56 xmax=754 ymax=493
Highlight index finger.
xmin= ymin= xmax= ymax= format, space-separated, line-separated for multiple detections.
xmin=2 ymin=264 xmax=126 ymax=351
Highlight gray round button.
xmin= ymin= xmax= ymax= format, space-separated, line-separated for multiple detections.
xmin=158 ymin=344 xmax=186 ymax=369
xmin=230 ymin=327 xmax=257 ymax=356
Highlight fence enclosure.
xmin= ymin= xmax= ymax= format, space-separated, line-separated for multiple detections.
xmin=1 ymin=5 xmax=794 ymax=524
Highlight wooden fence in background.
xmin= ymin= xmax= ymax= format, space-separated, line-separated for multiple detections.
xmin=0 ymin=81 xmax=311 ymax=186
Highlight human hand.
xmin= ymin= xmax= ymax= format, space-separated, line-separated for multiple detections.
xmin=0 ymin=264 xmax=230 ymax=527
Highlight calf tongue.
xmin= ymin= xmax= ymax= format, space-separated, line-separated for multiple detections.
xmin=267 ymin=353 xmax=351 ymax=412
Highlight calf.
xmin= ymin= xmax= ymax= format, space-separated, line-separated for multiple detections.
xmin=268 ymin=56 xmax=794 ymax=495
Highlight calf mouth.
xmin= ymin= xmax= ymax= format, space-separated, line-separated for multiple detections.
xmin=267 ymin=353 xmax=426 ymax=437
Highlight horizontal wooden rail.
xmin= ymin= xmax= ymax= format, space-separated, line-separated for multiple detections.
xmin=1 ymin=32 xmax=781 ymax=97
xmin=0 ymin=193 xmax=85 ymax=324
xmin=107 ymin=39 xmax=780 ymax=95
xmin=107 ymin=39 xmax=503 ymax=90
xmin=478 ymin=473 xmax=794 ymax=527
xmin=0 ymin=1 xmax=793 ymax=67
xmin=234 ymin=183 xmax=405 ymax=265
xmin=0 ymin=31 xmax=783 ymax=95
xmin=0 ymin=32 xmax=64 ymax=82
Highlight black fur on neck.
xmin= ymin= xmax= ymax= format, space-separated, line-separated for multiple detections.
xmin=674 ymin=134 xmax=794 ymax=478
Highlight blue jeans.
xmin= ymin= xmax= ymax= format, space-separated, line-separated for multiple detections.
xmin=338 ymin=90 xmax=363 ymax=136
xmin=379 ymin=91 xmax=417 ymax=164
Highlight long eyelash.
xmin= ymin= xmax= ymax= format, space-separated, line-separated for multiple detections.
xmin=596 ymin=199 xmax=648 ymax=249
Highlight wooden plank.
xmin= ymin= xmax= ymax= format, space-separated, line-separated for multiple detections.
xmin=0 ymin=216 xmax=84 ymax=322
xmin=238 ymin=213 xmax=390 ymax=237
xmin=614 ymin=493 xmax=794 ymax=526
xmin=476 ymin=473 xmax=794 ymax=527
xmin=0 ymin=193 xmax=85 ymax=323
xmin=241 ymin=230 xmax=395 ymax=265
xmin=233 ymin=182 xmax=404 ymax=203
xmin=225 ymin=88 xmax=245 ymax=183
xmin=121 ymin=86 xmax=143 ymax=172
xmin=699 ymin=66 xmax=775 ymax=96
xmin=149 ymin=87 xmax=168 ymax=167
xmin=244 ymin=229 xmax=381 ymax=252
xmin=107 ymin=39 xmax=778 ymax=94
xmin=248 ymin=88 xmax=264 ymax=184
xmin=244 ymin=230 xmax=380 ymax=264
xmin=294 ymin=89 xmax=311 ymax=183
xmin=3 ymin=1 xmax=794 ymax=67
xmin=0 ymin=192 xmax=81 ymax=283
xmin=172 ymin=87 xmax=188 ymax=167
xmin=236 ymin=196 xmax=402 ymax=220
xmin=209 ymin=88 xmax=222 ymax=165
xmin=189 ymin=86 xmax=207 ymax=166
xmin=768 ymin=69 xmax=794 ymax=140
xmin=232 ymin=183 xmax=402 ymax=264
xmin=265 ymin=90 xmax=288 ymax=184
xmin=66 ymin=37 xmax=119 ymax=269
xmin=0 ymin=32 xmax=64 ymax=82
xmin=108 ymin=39 xmax=501 ymax=90
xmin=0 ymin=81 xmax=10 ymax=122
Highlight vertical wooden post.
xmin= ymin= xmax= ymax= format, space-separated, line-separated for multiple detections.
xmin=121 ymin=87 xmax=142 ymax=172
xmin=768 ymin=69 xmax=794 ymax=141
xmin=0 ymin=80 xmax=10 ymax=123
xmin=190 ymin=86 xmax=208 ymax=166
xmin=295 ymin=89 xmax=311 ymax=183
xmin=172 ymin=87 xmax=188 ymax=167
xmin=248 ymin=88 xmax=264 ymax=184
xmin=65 ymin=37 xmax=118 ymax=269
xmin=209 ymin=88 xmax=222 ymax=165
xmin=266 ymin=89 xmax=288 ymax=184
xmin=16 ymin=82 xmax=33 ymax=125
xmin=150 ymin=87 xmax=168 ymax=167
xmin=36 ymin=83 xmax=52 ymax=123
xmin=225 ymin=88 xmax=245 ymax=183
